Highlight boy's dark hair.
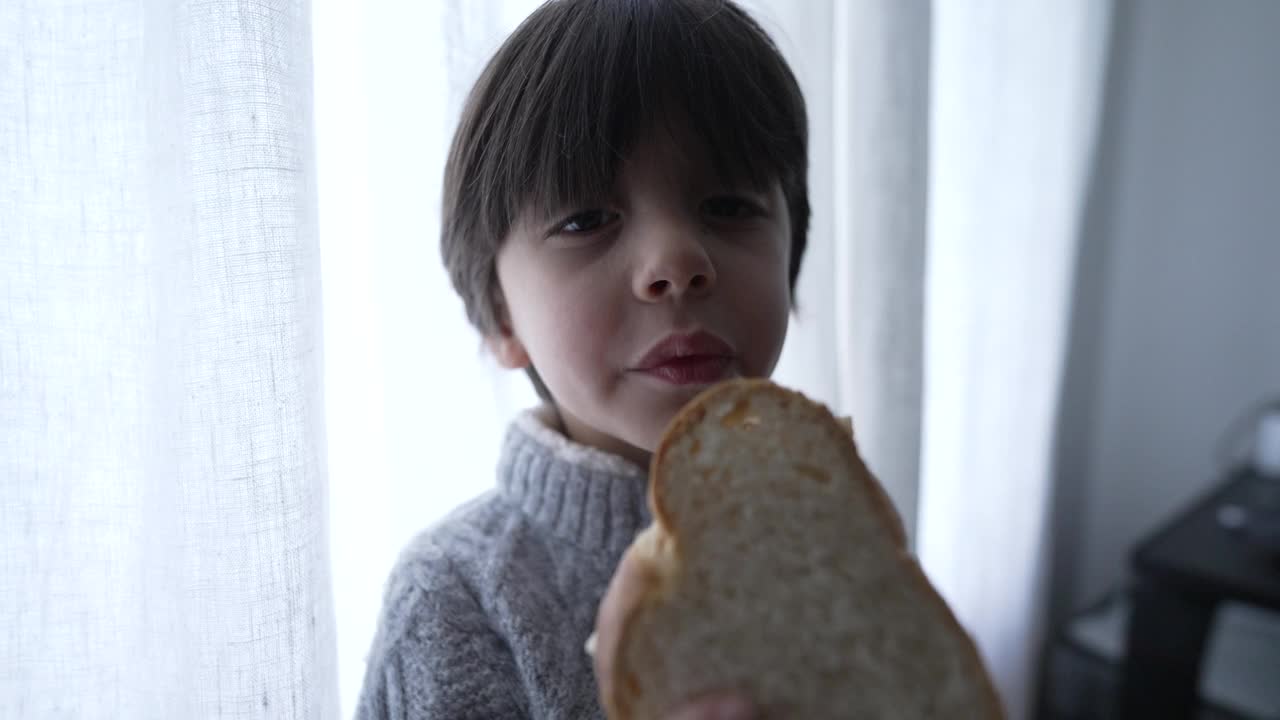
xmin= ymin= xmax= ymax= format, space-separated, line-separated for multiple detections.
xmin=442 ymin=0 xmax=810 ymax=402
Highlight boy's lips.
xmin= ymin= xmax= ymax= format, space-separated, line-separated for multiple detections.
xmin=637 ymin=356 xmax=734 ymax=386
xmin=631 ymin=331 xmax=735 ymax=386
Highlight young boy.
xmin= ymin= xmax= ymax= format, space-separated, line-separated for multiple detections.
xmin=356 ymin=0 xmax=810 ymax=717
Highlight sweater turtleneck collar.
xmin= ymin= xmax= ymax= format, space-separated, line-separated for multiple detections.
xmin=496 ymin=406 xmax=653 ymax=557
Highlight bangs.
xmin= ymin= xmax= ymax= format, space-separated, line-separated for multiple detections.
xmin=472 ymin=0 xmax=807 ymax=226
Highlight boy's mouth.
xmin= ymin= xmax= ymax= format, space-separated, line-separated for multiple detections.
xmin=632 ymin=330 xmax=735 ymax=386
xmin=638 ymin=356 xmax=734 ymax=386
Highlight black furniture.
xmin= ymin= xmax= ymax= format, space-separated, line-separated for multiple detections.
xmin=1117 ymin=469 xmax=1280 ymax=719
xmin=1037 ymin=590 xmax=1270 ymax=720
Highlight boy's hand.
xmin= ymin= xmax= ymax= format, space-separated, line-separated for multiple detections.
xmin=592 ymin=545 xmax=758 ymax=720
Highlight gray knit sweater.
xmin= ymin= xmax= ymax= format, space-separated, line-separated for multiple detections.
xmin=354 ymin=407 xmax=652 ymax=720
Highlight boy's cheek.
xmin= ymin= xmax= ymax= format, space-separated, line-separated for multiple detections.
xmin=524 ymin=309 xmax=625 ymax=400
xmin=544 ymin=286 xmax=628 ymax=351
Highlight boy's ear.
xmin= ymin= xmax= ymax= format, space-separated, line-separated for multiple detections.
xmin=486 ymin=292 xmax=530 ymax=370
xmin=486 ymin=329 xmax=530 ymax=370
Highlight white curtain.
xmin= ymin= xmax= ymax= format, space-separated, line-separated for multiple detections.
xmin=1 ymin=0 xmax=338 ymax=718
xmin=4 ymin=0 xmax=1111 ymax=718
xmin=918 ymin=2 xmax=1113 ymax=719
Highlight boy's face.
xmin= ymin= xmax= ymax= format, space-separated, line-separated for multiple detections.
xmin=489 ymin=124 xmax=792 ymax=467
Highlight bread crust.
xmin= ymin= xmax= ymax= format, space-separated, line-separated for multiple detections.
xmin=604 ymin=378 xmax=1006 ymax=720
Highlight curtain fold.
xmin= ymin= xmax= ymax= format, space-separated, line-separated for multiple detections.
xmin=830 ymin=0 xmax=931 ymax=547
xmin=918 ymin=1 xmax=1113 ymax=718
xmin=1 ymin=0 xmax=338 ymax=717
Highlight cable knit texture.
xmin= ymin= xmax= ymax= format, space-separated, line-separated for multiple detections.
xmin=355 ymin=407 xmax=651 ymax=719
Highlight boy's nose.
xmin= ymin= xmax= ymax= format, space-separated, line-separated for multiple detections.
xmin=634 ymin=236 xmax=717 ymax=302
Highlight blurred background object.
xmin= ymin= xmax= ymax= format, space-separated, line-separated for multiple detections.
xmin=1039 ymin=1 xmax=1280 ymax=716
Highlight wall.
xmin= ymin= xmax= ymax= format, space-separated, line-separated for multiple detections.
xmin=1051 ymin=0 xmax=1280 ymax=620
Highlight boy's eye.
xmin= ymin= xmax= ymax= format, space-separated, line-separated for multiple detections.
xmin=556 ymin=209 xmax=617 ymax=235
xmin=702 ymin=196 xmax=764 ymax=220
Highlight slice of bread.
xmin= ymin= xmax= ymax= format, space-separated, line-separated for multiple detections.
xmin=601 ymin=378 xmax=1005 ymax=719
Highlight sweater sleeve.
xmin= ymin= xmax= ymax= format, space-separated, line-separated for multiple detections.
xmin=354 ymin=545 xmax=529 ymax=720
